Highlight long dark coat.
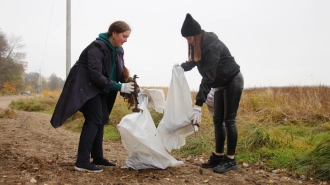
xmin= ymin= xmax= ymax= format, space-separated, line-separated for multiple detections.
xmin=50 ymin=40 xmax=126 ymax=128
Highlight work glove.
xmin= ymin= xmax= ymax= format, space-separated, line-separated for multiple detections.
xmin=120 ymin=82 xmax=135 ymax=94
xmin=191 ymin=105 xmax=202 ymax=125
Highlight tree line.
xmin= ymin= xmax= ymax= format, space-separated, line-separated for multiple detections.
xmin=0 ymin=28 xmax=64 ymax=95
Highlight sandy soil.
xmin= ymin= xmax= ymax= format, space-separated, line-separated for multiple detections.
xmin=0 ymin=95 xmax=326 ymax=185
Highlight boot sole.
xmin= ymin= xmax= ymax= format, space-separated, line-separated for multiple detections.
xmin=213 ymin=165 xmax=238 ymax=174
xmin=94 ymin=165 xmax=116 ymax=168
xmin=74 ymin=166 xmax=103 ymax=172
xmin=201 ymin=164 xmax=220 ymax=168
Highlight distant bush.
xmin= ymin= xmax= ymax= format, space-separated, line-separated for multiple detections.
xmin=0 ymin=108 xmax=17 ymax=119
xmin=9 ymin=96 xmax=57 ymax=113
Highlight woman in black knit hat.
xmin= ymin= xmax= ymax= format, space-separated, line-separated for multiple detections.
xmin=175 ymin=13 xmax=244 ymax=174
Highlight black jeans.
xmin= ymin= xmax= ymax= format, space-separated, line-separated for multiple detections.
xmin=76 ymin=91 xmax=117 ymax=163
xmin=213 ymin=72 xmax=244 ymax=155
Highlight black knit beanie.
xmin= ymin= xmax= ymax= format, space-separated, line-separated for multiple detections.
xmin=181 ymin=13 xmax=201 ymax=37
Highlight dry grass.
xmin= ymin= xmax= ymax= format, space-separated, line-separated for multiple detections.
xmin=0 ymin=108 xmax=17 ymax=119
xmin=41 ymin=89 xmax=61 ymax=99
xmin=239 ymin=86 xmax=330 ymax=124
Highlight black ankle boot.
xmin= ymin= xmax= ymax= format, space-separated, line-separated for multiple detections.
xmin=201 ymin=152 xmax=224 ymax=168
xmin=213 ymin=156 xmax=238 ymax=173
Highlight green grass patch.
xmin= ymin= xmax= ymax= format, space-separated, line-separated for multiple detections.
xmin=258 ymin=147 xmax=305 ymax=169
xmin=104 ymin=125 xmax=121 ymax=140
xmin=174 ymin=133 xmax=211 ymax=157
xmin=294 ymin=139 xmax=330 ymax=180
xmin=9 ymin=96 xmax=56 ymax=113
xmin=149 ymin=109 xmax=163 ymax=126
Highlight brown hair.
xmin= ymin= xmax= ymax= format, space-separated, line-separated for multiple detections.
xmin=188 ymin=33 xmax=203 ymax=62
xmin=108 ymin=21 xmax=131 ymax=36
xmin=123 ymin=66 xmax=130 ymax=82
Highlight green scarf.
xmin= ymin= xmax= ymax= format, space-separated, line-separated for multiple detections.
xmin=96 ymin=32 xmax=119 ymax=52
xmin=96 ymin=32 xmax=121 ymax=92
xmin=96 ymin=32 xmax=120 ymax=67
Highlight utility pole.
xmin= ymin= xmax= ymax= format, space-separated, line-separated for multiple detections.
xmin=66 ymin=0 xmax=71 ymax=78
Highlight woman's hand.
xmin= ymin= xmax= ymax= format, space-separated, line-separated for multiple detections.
xmin=120 ymin=82 xmax=135 ymax=94
xmin=191 ymin=105 xmax=202 ymax=124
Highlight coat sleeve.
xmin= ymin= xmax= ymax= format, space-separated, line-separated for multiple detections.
xmin=87 ymin=44 xmax=115 ymax=89
xmin=195 ymin=45 xmax=220 ymax=106
xmin=181 ymin=61 xmax=196 ymax=71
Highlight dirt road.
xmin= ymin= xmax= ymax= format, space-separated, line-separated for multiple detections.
xmin=0 ymin=95 xmax=323 ymax=184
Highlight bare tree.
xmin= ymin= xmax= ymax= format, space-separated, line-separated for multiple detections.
xmin=48 ymin=73 xmax=64 ymax=91
xmin=0 ymin=29 xmax=8 ymax=58
xmin=22 ymin=72 xmax=40 ymax=90
xmin=5 ymin=34 xmax=26 ymax=67
xmin=0 ymin=29 xmax=26 ymax=91
xmin=41 ymin=77 xmax=49 ymax=90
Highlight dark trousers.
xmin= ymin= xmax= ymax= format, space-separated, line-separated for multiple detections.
xmin=213 ymin=72 xmax=244 ymax=155
xmin=76 ymin=91 xmax=117 ymax=163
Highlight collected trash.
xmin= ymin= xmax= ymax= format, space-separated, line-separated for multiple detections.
xmin=121 ymin=74 xmax=142 ymax=113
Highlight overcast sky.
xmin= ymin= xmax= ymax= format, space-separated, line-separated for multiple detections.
xmin=0 ymin=0 xmax=329 ymax=90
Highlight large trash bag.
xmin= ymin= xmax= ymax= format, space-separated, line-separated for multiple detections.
xmin=117 ymin=93 xmax=183 ymax=170
xmin=157 ymin=66 xmax=198 ymax=152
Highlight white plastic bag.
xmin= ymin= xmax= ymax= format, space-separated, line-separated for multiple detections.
xmin=142 ymin=89 xmax=165 ymax=114
xmin=157 ymin=66 xmax=198 ymax=152
xmin=205 ymin=88 xmax=219 ymax=116
xmin=117 ymin=93 xmax=183 ymax=170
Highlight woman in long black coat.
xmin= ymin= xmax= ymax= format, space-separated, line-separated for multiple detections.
xmin=50 ymin=21 xmax=134 ymax=172
xmin=177 ymin=13 xmax=244 ymax=174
